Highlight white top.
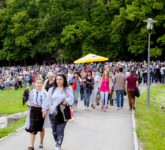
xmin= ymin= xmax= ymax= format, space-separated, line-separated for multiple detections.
xmin=160 ymin=67 xmax=165 ymax=75
xmin=42 ymin=87 xmax=74 ymax=114
xmin=28 ymin=89 xmax=47 ymax=107
xmin=94 ymin=74 xmax=101 ymax=88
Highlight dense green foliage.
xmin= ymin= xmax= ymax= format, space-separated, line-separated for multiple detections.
xmin=0 ymin=0 xmax=164 ymax=64
xmin=136 ymin=85 xmax=165 ymax=150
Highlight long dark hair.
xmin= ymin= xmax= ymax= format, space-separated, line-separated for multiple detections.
xmin=54 ymin=74 xmax=68 ymax=88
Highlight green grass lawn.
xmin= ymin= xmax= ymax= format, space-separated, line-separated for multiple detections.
xmin=136 ymin=85 xmax=165 ymax=150
xmin=0 ymin=88 xmax=28 ymax=114
xmin=0 ymin=117 xmax=26 ymax=138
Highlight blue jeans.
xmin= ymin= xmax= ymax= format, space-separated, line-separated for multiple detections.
xmin=49 ymin=114 xmax=66 ymax=148
xmin=80 ymin=93 xmax=85 ymax=101
xmin=100 ymin=92 xmax=109 ymax=108
xmin=73 ymin=89 xmax=80 ymax=104
xmin=116 ymin=90 xmax=124 ymax=108
xmin=84 ymin=90 xmax=91 ymax=107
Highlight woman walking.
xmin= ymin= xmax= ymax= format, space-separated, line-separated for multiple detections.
xmin=100 ymin=71 xmax=111 ymax=112
xmin=43 ymin=72 xmax=55 ymax=91
xmin=83 ymin=71 xmax=94 ymax=110
xmin=72 ymin=72 xmax=81 ymax=110
xmin=91 ymin=70 xmax=101 ymax=109
xmin=42 ymin=74 xmax=74 ymax=150
xmin=25 ymin=79 xmax=47 ymax=150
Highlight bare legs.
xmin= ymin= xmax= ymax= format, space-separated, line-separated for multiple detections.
xmin=29 ymin=128 xmax=45 ymax=149
xmin=29 ymin=133 xmax=36 ymax=148
xmin=39 ymin=128 xmax=45 ymax=146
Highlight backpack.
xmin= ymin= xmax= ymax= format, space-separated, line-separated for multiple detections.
xmin=22 ymin=89 xmax=29 ymax=105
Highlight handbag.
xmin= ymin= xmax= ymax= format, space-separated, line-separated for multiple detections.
xmin=51 ymin=88 xmax=72 ymax=123
xmin=59 ymin=104 xmax=71 ymax=122
xmin=135 ymin=87 xmax=140 ymax=97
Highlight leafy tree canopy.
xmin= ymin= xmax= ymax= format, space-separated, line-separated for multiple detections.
xmin=0 ymin=0 xmax=164 ymax=65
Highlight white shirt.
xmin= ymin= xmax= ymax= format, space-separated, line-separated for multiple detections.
xmin=42 ymin=87 xmax=74 ymax=114
xmin=94 ymin=74 xmax=101 ymax=88
xmin=160 ymin=67 xmax=165 ymax=75
xmin=28 ymin=89 xmax=47 ymax=107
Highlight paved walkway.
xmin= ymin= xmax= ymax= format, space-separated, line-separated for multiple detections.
xmin=0 ymin=87 xmax=147 ymax=150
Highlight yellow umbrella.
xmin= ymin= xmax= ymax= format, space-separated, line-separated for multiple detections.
xmin=74 ymin=53 xmax=108 ymax=64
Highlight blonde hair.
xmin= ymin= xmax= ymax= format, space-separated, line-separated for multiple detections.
xmin=102 ymin=71 xmax=109 ymax=78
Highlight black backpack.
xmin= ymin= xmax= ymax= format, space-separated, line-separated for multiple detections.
xmin=22 ymin=89 xmax=29 ymax=105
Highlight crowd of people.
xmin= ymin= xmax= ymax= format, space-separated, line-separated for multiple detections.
xmin=0 ymin=61 xmax=165 ymax=150
xmin=0 ymin=61 xmax=165 ymax=91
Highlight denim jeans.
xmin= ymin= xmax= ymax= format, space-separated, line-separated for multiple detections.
xmin=116 ymin=90 xmax=125 ymax=108
xmin=143 ymin=75 xmax=147 ymax=84
xmin=100 ymin=92 xmax=109 ymax=108
xmin=49 ymin=114 xmax=66 ymax=148
xmin=80 ymin=93 xmax=85 ymax=101
xmin=73 ymin=89 xmax=80 ymax=104
xmin=0 ymin=85 xmax=5 ymax=90
xmin=91 ymin=87 xmax=99 ymax=106
xmin=84 ymin=90 xmax=91 ymax=107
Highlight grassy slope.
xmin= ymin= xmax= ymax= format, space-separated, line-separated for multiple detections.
xmin=136 ymin=85 xmax=165 ymax=150
xmin=0 ymin=88 xmax=27 ymax=114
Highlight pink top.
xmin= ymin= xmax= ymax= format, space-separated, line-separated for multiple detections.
xmin=100 ymin=77 xmax=111 ymax=92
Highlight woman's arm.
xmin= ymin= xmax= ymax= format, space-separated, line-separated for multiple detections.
xmin=64 ymin=88 xmax=74 ymax=106
xmin=42 ymin=79 xmax=48 ymax=90
xmin=42 ymin=87 xmax=53 ymax=112
xmin=136 ymin=80 xmax=139 ymax=87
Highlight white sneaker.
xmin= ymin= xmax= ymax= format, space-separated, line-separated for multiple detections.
xmin=86 ymin=107 xmax=90 ymax=111
xmin=83 ymin=106 xmax=87 ymax=110
xmin=55 ymin=146 xmax=61 ymax=150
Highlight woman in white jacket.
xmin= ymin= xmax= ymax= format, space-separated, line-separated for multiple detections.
xmin=42 ymin=74 xmax=74 ymax=150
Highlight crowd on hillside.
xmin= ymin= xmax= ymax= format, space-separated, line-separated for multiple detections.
xmin=0 ymin=61 xmax=165 ymax=91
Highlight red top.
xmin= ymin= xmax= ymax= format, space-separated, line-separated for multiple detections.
xmin=126 ymin=74 xmax=138 ymax=90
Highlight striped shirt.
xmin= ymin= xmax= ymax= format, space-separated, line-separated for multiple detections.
xmin=28 ymin=89 xmax=47 ymax=107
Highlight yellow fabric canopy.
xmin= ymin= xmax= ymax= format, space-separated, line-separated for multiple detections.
xmin=74 ymin=53 xmax=108 ymax=64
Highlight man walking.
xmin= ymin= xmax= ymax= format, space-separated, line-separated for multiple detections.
xmin=114 ymin=67 xmax=126 ymax=109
